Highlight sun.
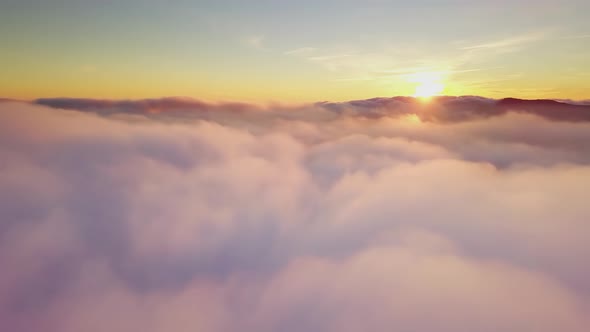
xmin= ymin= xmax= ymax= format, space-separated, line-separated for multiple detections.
xmin=414 ymin=81 xmax=444 ymax=98
xmin=409 ymin=72 xmax=445 ymax=99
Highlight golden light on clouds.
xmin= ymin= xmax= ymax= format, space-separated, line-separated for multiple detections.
xmin=403 ymin=113 xmax=422 ymax=124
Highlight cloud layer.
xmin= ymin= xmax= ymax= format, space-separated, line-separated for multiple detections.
xmin=1 ymin=97 xmax=590 ymax=331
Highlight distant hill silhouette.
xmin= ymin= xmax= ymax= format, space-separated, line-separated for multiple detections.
xmin=1 ymin=95 xmax=589 ymax=123
xmin=496 ymin=98 xmax=590 ymax=121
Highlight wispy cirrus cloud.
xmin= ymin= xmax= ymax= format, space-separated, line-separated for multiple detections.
xmin=558 ymin=34 xmax=590 ymax=40
xmin=243 ymin=35 xmax=266 ymax=49
xmin=461 ymin=30 xmax=553 ymax=51
xmin=284 ymin=47 xmax=317 ymax=56
xmin=282 ymin=28 xmax=561 ymax=89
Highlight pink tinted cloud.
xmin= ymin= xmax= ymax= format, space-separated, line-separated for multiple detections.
xmin=0 ymin=100 xmax=589 ymax=331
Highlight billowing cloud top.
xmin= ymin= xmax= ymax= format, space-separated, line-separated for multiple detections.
xmin=1 ymin=97 xmax=590 ymax=332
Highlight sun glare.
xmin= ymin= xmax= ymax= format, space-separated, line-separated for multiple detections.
xmin=414 ymin=81 xmax=444 ymax=98
xmin=409 ymin=72 xmax=445 ymax=99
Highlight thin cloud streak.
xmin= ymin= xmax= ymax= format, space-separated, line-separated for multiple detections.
xmin=462 ymin=30 xmax=554 ymax=50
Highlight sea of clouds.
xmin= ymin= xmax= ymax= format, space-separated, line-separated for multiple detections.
xmin=1 ymin=97 xmax=590 ymax=331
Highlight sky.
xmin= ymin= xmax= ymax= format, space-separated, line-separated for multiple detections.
xmin=1 ymin=0 xmax=590 ymax=102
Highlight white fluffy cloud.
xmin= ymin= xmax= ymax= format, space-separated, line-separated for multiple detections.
xmin=1 ymin=99 xmax=589 ymax=331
